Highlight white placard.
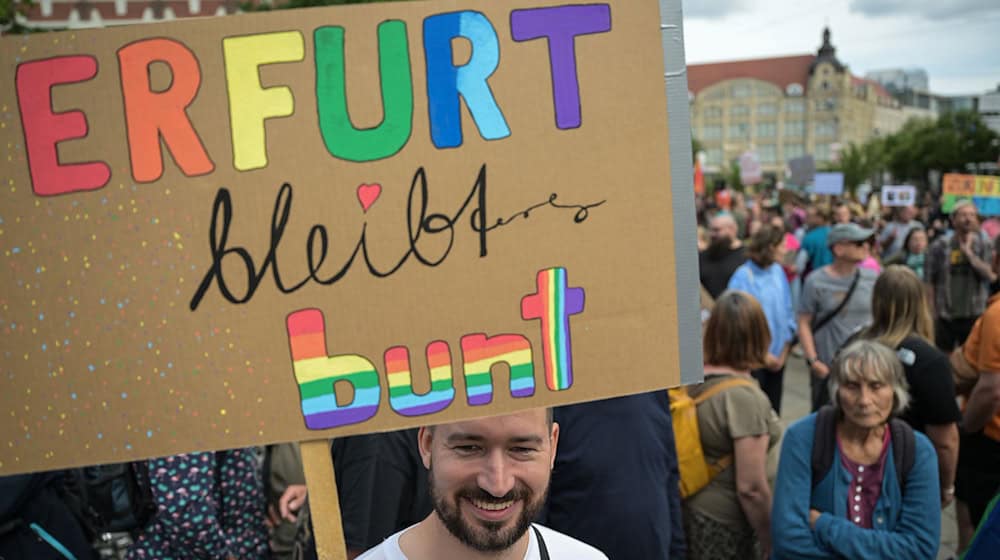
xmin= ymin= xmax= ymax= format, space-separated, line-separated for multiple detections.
xmin=882 ymin=185 xmax=917 ymax=207
xmin=813 ymin=172 xmax=844 ymax=196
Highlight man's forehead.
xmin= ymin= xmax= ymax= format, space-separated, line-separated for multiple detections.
xmin=435 ymin=410 xmax=549 ymax=440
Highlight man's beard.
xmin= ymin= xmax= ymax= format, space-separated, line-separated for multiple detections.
xmin=429 ymin=467 xmax=546 ymax=553
xmin=704 ymin=235 xmax=734 ymax=259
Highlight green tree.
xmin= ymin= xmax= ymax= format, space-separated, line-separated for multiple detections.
xmin=833 ymin=139 xmax=883 ymax=198
xmin=691 ymin=136 xmax=703 ymax=164
xmin=724 ymin=159 xmax=743 ymax=192
xmin=1 ymin=0 xmax=34 ymax=32
xmin=882 ymin=110 xmax=1000 ymax=189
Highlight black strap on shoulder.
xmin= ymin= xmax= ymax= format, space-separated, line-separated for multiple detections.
xmin=811 ymin=269 xmax=861 ymax=335
xmin=533 ymin=526 xmax=550 ymax=560
xmin=810 ymin=405 xmax=838 ymax=488
xmin=811 ymin=406 xmax=916 ymax=493
xmin=888 ymin=418 xmax=916 ymax=492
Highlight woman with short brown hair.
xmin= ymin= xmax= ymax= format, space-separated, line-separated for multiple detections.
xmin=685 ymin=291 xmax=783 ymax=560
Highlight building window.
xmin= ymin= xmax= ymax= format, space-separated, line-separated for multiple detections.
xmin=730 ymin=104 xmax=749 ymax=117
xmin=756 ymin=122 xmax=776 ymax=138
xmin=784 ymin=120 xmax=805 ymax=136
xmin=758 ymin=144 xmax=777 ymax=163
xmin=701 ymin=125 xmax=722 ymax=140
xmin=814 ymin=98 xmax=838 ymax=111
xmin=815 ymin=122 xmax=837 ymax=137
xmin=732 ymin=83 xmax=752 ymax=98
xmin=727 ymin=123 xmax=751 ymax=139
xmin=784 ymin=143 xmax=805 ymax=159
xmin=757 ymin=103 xmax=777 ymax=116
xmin=704 ymin=106 xmax=723 ymax=118
xmin=706 ymin=148 xmax=723 ymax=165
xmin=815 ymin=143 xmax=831 ymax=161
xmin=785 ymin=100 xmax=805 ymax=113
xmin=786 ymin=83 xmax=804 ymax=96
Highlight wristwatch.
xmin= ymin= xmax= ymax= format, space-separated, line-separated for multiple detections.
xmin=805 ymin=356 xmax=817 ymax=367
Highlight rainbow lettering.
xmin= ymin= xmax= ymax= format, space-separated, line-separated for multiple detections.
xmin=286 ymin=309 xmax=380 ymax=429
xmin=385 ymin=341 xmax=456 ymax=417
xmin=460 ymin=334 xmax=535 ymax=406
xmin=521 ymin=267 xmax=585 ymax=391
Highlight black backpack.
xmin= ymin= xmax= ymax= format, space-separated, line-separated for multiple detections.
xmin=61 ymin=462 xmax=157 ymax=542
xmin=811 ymin=405 xmax=916 ymax=491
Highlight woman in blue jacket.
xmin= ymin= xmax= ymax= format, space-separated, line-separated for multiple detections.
xmin=771 ymin=340 xmax=940 ymax=559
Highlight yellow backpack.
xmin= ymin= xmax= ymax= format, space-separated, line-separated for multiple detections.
xmin=669 ymin=377 xmax=754 ymax=499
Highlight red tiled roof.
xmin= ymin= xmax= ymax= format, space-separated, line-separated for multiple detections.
xmin=850 ymin=75 xmax=893 ymax=100
xmin=687 ymin=54 xmax=816 ymax=95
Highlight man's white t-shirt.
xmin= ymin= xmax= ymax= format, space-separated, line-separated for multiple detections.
xmin=356 ymin=523 xmax=608 ymax=560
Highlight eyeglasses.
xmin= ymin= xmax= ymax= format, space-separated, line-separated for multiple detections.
xmin=850 ymin=239 xmax=872 ymax=247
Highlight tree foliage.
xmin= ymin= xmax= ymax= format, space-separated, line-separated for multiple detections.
xmin=832 ymin=110 xmax=999 ymax=191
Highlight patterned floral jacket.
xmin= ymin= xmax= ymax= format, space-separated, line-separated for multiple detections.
xmin=126 ymin=449 xmax=269 ymax=560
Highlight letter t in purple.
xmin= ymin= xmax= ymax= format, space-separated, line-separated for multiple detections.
xmin=511 ymin=5 xmax=611 ymax=130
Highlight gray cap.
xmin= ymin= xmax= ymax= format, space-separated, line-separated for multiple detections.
xmin=827 ymin=223 xmax=874 ymax=246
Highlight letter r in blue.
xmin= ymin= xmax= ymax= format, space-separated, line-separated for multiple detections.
xmin=424 ymin=11 xmax=511 ymax=149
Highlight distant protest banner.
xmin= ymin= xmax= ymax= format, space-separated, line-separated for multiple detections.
xmin=0 ymin=1 xmax=685 ymax=476
xmin=942 ymin=173 xmax=1000 ymax=215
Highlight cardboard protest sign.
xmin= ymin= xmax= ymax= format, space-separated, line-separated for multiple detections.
xmin=881 ymin=185 xmax=916 ymax=207
xmin=942 ymin=173 xmax=1000 ymax=215
xmin=812 ymin=172 xmax=844 ymax=196
xmin=0 ymin=0 xmax=685 ymax=475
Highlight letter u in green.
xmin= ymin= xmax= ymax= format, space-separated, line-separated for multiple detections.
xmin=315 ymin=21 xmax=413 ymax=162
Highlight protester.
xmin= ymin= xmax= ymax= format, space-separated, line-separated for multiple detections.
xmin=126 ymin=449 xmax=269 ymax=559
xmin=1 ymin=471 xmax=96 ymax=560
xmin=798 ymin=205 xmax=834 ymax=277
xmin=331 ymin=429 xmax=432 ymax=558
xmin=356 ymin=409 xmax=607 ymax=559
xmin=879 ymin=205 xmax=921 ymax=259
xmin=265 ymin=443 xmax=313 ymax=560
xmin=953 ymin=292 xmax=1000 ymax=551
xmin=884 ymin=226 xmax=929 ymax=280
xmin=771 ymin=340 xmax=941 ymax=559
xmin=832 ymin=202 xmax=852 ymax=225
xmin=683 ymin=291 xmax=783 ymax=560
xmin=926 ymin=200 xmax=997 ymax=351
xmin=855 ymin=266 xmax=960 ymax=507
xmin=542 ymin=392 xmax=685 ymax=558
xmin=798 ymin=223 xmax=878 ymax=410
xmin=699 ymin=213 xmax=747 ymax=299
xmin=727 ymin=225 xmax=796 ymax=413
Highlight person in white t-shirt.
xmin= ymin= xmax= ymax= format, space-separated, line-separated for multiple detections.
xmin=356 ymin=409 xmax=607 ymax=560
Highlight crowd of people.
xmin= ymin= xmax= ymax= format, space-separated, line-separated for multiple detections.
xmin=4 ymin=186 xmax=1000 ymax=560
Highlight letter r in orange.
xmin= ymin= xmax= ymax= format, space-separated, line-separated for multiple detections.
xmin=118 ymin=38 xmax=214 ymax=183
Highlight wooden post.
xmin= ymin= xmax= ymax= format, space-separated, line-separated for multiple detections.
xmin=300 ymin=439 xmax=347 ymax=560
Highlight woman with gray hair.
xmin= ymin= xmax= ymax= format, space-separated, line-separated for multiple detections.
xmin=770 ymin=340 xmax=941 ymax=559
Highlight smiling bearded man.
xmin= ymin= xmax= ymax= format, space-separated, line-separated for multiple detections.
xmin=356 ymin=409 xmax=608 ymax=560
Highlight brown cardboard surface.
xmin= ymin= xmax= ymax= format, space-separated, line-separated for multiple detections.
xmin=0 ymin=0 xmax=679 ymax=475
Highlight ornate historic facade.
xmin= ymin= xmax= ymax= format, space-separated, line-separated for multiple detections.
xmin=689 ymin=28 xmax=919 ymax=175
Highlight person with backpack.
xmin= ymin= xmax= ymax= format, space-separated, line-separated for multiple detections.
xmin=854 ymin=266 xmax=961 ymax=508
xmin=126 ymin=448 xmax=269 ymax=559
xmin=771 ymin=340 xmax=941 ymax=559
xmin=681 ymin=291 xmax=783 ymax=560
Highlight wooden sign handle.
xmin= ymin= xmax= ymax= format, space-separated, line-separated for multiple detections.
xmin=300 ymin=439 xmax=347 ymax=560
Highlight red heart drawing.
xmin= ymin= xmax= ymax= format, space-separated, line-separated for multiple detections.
xmin=357 ymin=183 xmax=381 ymax=212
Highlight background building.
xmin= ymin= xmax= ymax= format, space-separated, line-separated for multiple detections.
xmin=689 ymin=28 xmax=908 ymax=176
